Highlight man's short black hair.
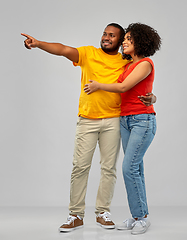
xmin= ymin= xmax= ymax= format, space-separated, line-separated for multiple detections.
xmin=107 ymin=23 xmax=125 ymax=44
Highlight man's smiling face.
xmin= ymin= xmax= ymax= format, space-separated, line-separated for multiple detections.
xmin=100 ymin=26 xmax=121 ymax=55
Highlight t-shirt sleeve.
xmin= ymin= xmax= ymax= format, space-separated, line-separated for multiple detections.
xmin=73 ymin=46 xmax=87 ymax=67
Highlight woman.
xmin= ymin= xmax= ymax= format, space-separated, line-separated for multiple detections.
xmin=84 ymin=23 xmax=161 ymax=235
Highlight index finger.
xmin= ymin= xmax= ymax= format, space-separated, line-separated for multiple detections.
xmin=21 ymin=33 xmax=32 ymax=39
xmin=146 ymin=92 xmax=153 ymax=96
xmin=139 ymin=95 xmax=151 ymax=99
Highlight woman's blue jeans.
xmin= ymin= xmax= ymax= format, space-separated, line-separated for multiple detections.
xmin=120 ymin=114 xmax=156 ymax=219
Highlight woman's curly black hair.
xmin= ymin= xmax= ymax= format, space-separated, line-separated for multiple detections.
xmin=122 ymin=23 xmax=162 ymax=60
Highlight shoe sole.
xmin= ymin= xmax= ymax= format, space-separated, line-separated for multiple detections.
xmin=116 ymin=226 xmax=133 ymax=230
xmin=96 ymin=222 xmax=115 ymax=229
xmin=59 ymin=225 xmax=84 ymax=232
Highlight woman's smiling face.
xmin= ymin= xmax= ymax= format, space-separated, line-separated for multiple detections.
xmin=122 ymin=32 xmax=135 ymax=55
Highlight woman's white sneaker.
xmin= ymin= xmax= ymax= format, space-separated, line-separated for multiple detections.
xmin=116 ymin=218 xmax=136 ymax=230
xmin=131 ymin=218 xmax=151 ymax=235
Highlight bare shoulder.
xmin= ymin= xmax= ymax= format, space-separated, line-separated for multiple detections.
xmin=136 ymin=60 xmax=153 ymax=71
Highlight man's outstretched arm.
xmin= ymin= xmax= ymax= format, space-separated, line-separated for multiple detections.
xmin=21 ymin=33 xmax=79 ymax=63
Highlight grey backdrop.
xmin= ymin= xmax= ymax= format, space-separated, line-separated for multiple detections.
xmin=0 ymin=0 xmax=186 ymax=207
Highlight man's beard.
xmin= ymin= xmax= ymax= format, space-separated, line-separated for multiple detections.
xmin=100 ymin=41 xmax=120 ymax=53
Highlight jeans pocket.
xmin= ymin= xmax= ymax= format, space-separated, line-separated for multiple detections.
xmin=132 ymin=114 xmax=149 ymax=122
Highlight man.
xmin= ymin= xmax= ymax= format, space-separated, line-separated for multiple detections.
xmin=21 ymin=23 xmax=155 ymax=232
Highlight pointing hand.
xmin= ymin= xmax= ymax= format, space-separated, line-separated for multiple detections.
xmin=21 ymin=33 xmax=39 ymax=49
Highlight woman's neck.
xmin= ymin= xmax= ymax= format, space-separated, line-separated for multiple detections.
xmin=127 ymin=55 xmax=144 ymax=69
xmin=131 ymin=54 xmax=144 ymax=64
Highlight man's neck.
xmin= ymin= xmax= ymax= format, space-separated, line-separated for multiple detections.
xmin=101 ymin=48 xmax=119 ymax=55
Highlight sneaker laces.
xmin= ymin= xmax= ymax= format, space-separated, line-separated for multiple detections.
xmin=99 ymin=212 xmax=112 ymax=222
xmin=132 ymin=219 xmax=146 ymax=228
xmin=64 ymin=215 xmax=77 ymax=225
xmin=123 ymin=218 xmax=135 ymax=227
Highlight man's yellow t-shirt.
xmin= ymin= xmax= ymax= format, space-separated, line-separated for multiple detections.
xmin=74 ymin=46 xmax=130 ymax=119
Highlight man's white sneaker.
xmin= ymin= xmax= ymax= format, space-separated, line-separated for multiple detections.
xmin=131 ymin=218 xmax=151 ymax=235
xmin=116 ymin=218 xmax=136 ymax=230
